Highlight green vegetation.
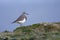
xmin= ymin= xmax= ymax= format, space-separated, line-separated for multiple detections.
xmin=0 ymin=22 xmax=60 ymax=40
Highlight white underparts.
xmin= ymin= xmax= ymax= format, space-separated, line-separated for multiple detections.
xmin=17 ymin=18 xmax=26 ymax=24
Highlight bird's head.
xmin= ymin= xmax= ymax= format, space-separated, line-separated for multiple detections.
xmin=22 ymin=12 xmax=29 ymax=15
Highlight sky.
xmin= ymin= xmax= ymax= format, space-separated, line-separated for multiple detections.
xmin=0 ymin=0 xmax=60 ymax=32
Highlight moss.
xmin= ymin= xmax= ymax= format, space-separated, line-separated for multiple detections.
xmin=1 ymin=22 xmax=60 ymax=40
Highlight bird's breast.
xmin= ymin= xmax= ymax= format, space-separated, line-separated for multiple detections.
xmin=17 ymin=18 xmax=26 ymax=24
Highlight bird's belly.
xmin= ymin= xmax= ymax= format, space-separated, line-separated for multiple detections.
xmin=17 ymin=18 xmax=26 ymax=24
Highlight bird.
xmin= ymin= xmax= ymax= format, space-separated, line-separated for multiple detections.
xmin=12 ymin=12 xmax=29 ymax=26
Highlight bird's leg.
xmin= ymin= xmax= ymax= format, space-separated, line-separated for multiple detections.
xmin=20 ymin=23 xmax=23 ymax=27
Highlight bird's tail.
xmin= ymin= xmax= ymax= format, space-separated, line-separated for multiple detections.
xmin=11 ymin=21 xmax=16 ymax=24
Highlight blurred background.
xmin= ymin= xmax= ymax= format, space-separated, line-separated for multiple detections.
xmin=0 ymin=0 xmax=60 ymax=32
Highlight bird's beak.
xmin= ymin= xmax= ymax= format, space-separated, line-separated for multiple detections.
xmin=26 ymin=13 xmax=29 ymax=15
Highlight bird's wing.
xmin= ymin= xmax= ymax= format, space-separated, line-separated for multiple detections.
xmin=12 ymin=14 xmax=27 ymax=23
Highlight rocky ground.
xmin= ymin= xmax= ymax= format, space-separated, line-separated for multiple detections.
xmin=0 ymin=22 xmax=60 ymax=40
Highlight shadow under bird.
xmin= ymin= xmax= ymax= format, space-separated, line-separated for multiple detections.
xmin=12 ymin=12 xmax=29 ymax=26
